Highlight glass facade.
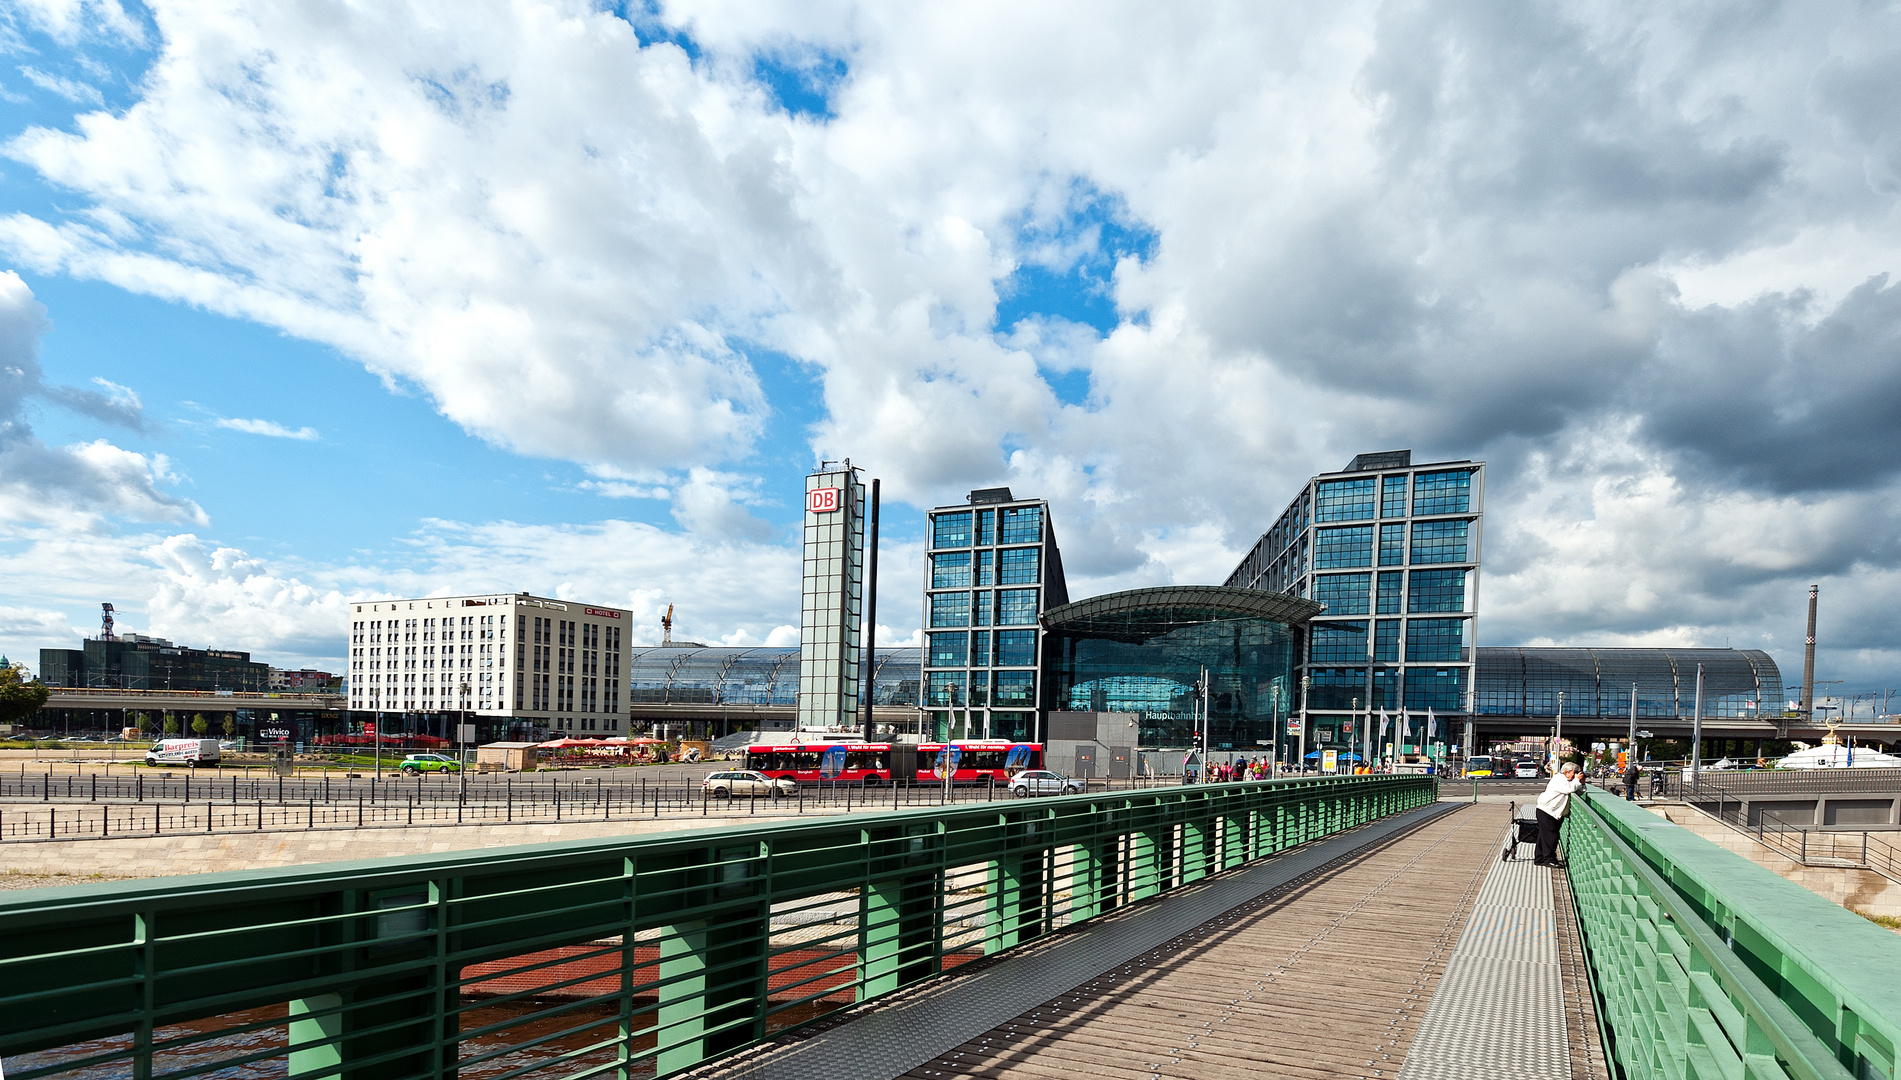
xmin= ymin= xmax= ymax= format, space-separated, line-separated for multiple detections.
xmin=923 ymin=490 xmax=1068 ymax=740
xmin=1474 ymin=647 xmax=1783 ymax=720
xmin=625 ymin=646 xmax=920 ymax=709
xmin=1044 ymin=586 xmax=1308 ymax=750
xmin=1224 ymin=452 xmax=1482 ymax=760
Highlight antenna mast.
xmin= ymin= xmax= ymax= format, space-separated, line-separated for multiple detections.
xmin=100 ymin=603 xmax=115 ymax=641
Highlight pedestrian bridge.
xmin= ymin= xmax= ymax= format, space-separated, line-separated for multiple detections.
xmin=2 ymin=776 xmax=1897 ymax=1080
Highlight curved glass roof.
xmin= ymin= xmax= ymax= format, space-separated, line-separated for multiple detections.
xmin=1474 ymin=646 xmax=1782 ymax=719
xmin=1041 ymin=585 xmax=1324 ymax=639
xmin=625 ymin=647 xmax=920 ymax=707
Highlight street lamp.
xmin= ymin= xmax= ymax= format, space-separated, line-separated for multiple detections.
xmin=1298 ymin=675 xmax=1311 ymax=775
xmin=1553 ymin=690 xmax=1565 ymax=773
xmin=1269 ymin=682 xmax=1282 ymax=777
xmin=1351 ymin=696 xmax=1360 ymax=774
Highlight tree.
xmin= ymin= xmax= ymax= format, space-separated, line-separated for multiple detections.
xmin=0 ymin=664 xmax=51 ymax=727
xmin=190 ymin=714 xmax=209 ymax=736
xmin=222 ymin=715 xmax=236 ymax=738
xmin=163 ymin=715 xmax=180 ymax=735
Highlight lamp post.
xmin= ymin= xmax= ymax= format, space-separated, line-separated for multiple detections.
xmin=1269 ymin=682 xmax=1282 ymax=778
xmin=374 ymin=709 xmax=383 ymax=782
xmin=1350 ymin=696 xmax=1360 ymax=774
xmin=458 ymin=680 xmax=472 ymax=800
xmin=1553 ymin=691 xmax=1565 ymax=774
xmin=1298 ymin=674 xmax=1310 ymax=775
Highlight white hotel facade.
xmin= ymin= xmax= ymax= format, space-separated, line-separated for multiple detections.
xmin=347 ymin=591 xmax=631 ymax=739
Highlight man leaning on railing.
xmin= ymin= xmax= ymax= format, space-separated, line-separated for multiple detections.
xmin=1534 ymin=761 xmax=1584 ymax=867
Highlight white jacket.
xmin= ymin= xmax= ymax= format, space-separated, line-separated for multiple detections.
xmin=1536 ymin=774 xmax=1584 ymax=818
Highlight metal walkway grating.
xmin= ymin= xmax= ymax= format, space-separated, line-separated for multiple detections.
xmin=1397 ymin=819 xmax=1570 ymax=1080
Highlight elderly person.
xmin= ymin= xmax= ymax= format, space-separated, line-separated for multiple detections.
xmin=1534 ymin=760 xmax=1584 ymax=867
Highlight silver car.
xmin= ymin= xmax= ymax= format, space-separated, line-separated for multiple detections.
xmin=1009 ymin=770 xmax=1081 ymax=798
xmin=702 ymin=770 xmax=799 ymax=798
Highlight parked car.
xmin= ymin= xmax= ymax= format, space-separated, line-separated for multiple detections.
xmin=1514 ymin=760 xmax=1543 ymax=779
xmin=1009 ymin=770 xmax=1082 ymax=797
xmin=702 ymin=770 xmax=799 ymax=798
xmin=400 ymin=753 xmax=462 ymax=774
xmin=146 ymin=738 xmax=221 ymax=769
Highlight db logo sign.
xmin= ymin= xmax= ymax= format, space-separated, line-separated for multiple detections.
xmin=807 ymin=487 xmax=842 ymax=514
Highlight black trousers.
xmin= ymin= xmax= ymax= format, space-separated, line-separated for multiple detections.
xmin=1535 ymin=809 xmax=1562 ymax=863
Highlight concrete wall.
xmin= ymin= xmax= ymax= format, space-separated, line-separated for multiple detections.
xmin=1645 ymin=804 xmax=1901 ymax=919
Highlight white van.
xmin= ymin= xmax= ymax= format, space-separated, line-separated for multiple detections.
xmin=146 ymin=738 xmax=221 ymax=768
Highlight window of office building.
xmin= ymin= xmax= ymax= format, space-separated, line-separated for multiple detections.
xmin=998 ymin=588 xmax=1039 ymax=625
xmin=1313 ymin=573 xmax=1371 ymax=615
xmin=930 ymin=592 xmax=970 ymax=627
xmin=1000 ymin=505 xmax=1043 ymax=544
xmin=926 ymin=671 xmax=965 ymax=706
xmin=998 ymin=547 xmax=1040 ymax=584
xmin=1372 ymin=667 xmax=1400 ymax=709
xmin=1406 ymin=618 xmax=1466 ymax=661
xmin=975 ymin=509 xmax=995 ymax=545
xmin=1379 ymin=524 xmax=1406 ymax=566
xmin=970 ymin=630 xmax=992 ymax=666
xmin=996 ymin=629 xmax=1037 ymax=666
xmin=1412 ymin=470 xmax=1472 ymax=515
xmin=1310 ymin=621 xmax=1368 ymax=663
xmin=1381 ymin=475 xmax=1409 ymax=518
xmin=973 ymin=590 xmax=993 ymax=626
xmin=975 ymin=550 xmax=995 ymax=585
xmin=1314 ymin=477 xmax=1376 ymax=522
xmin=994 ymin=670 xmax=1035 ymax=706
xmin=1377 ymin=571 xmax=1404 ymax=614
xmin=1410 ymin=520 xmax=1469 ymax=564
xmin=1315 ymin=526 xmax=1374 ymax=568
xmin=1408 ymin=569 xmax=1466 ymax=613
xmin=928 ymin=631 xmax=967 ymax=667
xmin=1374 ymin=619 xmax=1401 ymax=662
xmin=932 ymin=511 xmax=971 ymax=548
xmin=931 ymin=551 xmax=972 ymax=588
xmin=1405 ymin=666 xmax=1466 ymax=711
xmin=1306 ymin=667 xmax=1367 ymax=710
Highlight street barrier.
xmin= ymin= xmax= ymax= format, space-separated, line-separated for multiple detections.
xmin=1567 ymin=790 xmax=1901 ymax=1080
xmin=0 ymin=773 xmax=1434 ymax=1080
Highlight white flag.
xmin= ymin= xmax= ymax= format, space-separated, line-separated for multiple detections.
xmin=1399 ymin=707 xmax=1411 ymax=739
xmin=1378 ymin=708 xmax=1390 ymax=738
xmin=1427 ymin=708 xmax=1437 ymax=741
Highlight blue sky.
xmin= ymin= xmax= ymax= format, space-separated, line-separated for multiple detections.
xmin=2 ymin=0 xmax=1899 ymax=706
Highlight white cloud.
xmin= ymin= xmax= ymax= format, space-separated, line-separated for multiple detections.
xmin=17 ymin=65 xmax=103 ymax=106
xmin=5 ymin=0 xmax=144 ymax=45
xmin=215 ymin=417 xmax=320 ymax=441
xmin=3 ymin=0 xmax=1901 ymax=690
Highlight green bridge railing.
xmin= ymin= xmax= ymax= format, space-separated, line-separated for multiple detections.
xmin=1568 ymin=789 xmax=1901 ymax=1080
xmin=0 ymin=774 xmax=1434 ymax=1080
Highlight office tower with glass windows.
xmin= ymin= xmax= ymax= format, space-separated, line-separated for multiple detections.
xmin=1226 ymin=451 xmax=1483 ymax=758
xmin=799 ymin=464 xmax=869 ymax=729
xmin=922 ymin=488 xmax=1069 ymax=742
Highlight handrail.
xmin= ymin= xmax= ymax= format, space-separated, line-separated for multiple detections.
xmin=0 ymin=773 xmax=1435 ymax=1080
xmin=1567 ymin=790 xmax=1901 ymax=1080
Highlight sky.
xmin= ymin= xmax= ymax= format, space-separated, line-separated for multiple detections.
xmin=0 ymin=0 xmax=1898 ymax=703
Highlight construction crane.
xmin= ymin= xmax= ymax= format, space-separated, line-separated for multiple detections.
xmin=100 ymin=603 xmax=115 ymax=641
xmin=661 ymin=604 xmax=674 ymax=646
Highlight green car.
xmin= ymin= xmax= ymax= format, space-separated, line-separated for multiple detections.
xmin=400 ymin=753 xmax=462 ymax=774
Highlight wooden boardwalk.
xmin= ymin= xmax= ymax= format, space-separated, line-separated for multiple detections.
xmin=897 ymin=803 xmax=1503 ymax=1080
xmin=695 ymin=801 xmax=1614 ymax=1080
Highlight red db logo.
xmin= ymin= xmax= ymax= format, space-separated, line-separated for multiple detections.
xmin=807 ymin=488 xmax=841 ymax=513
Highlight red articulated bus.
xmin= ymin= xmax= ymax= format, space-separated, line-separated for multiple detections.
xmin=744 ymin=742 xmax=918 ymax=785
xmin=917 ymin=741 xmax=1043 ymax=784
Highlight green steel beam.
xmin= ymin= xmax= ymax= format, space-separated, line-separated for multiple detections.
xmin=1567 ymin=790 xmax=1901 ymax=1080
xmin=0 ymin=775 xmax=1436 ymax=1080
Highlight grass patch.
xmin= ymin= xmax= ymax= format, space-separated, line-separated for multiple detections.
xmin=1856 ymin=910 xmax=1901 ymax=932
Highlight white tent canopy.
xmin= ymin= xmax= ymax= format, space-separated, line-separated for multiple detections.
xmin=1777 ymin=743 xmax=1901 ymax=769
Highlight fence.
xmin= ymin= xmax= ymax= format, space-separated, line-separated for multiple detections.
xmin=0 ymin=773 xmax=1435 ymax=1080
xmin=0 ymin=771 xmax=1271 ymax=843
xmin=1565 ymin=790 xmax=1901 ymax=1080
